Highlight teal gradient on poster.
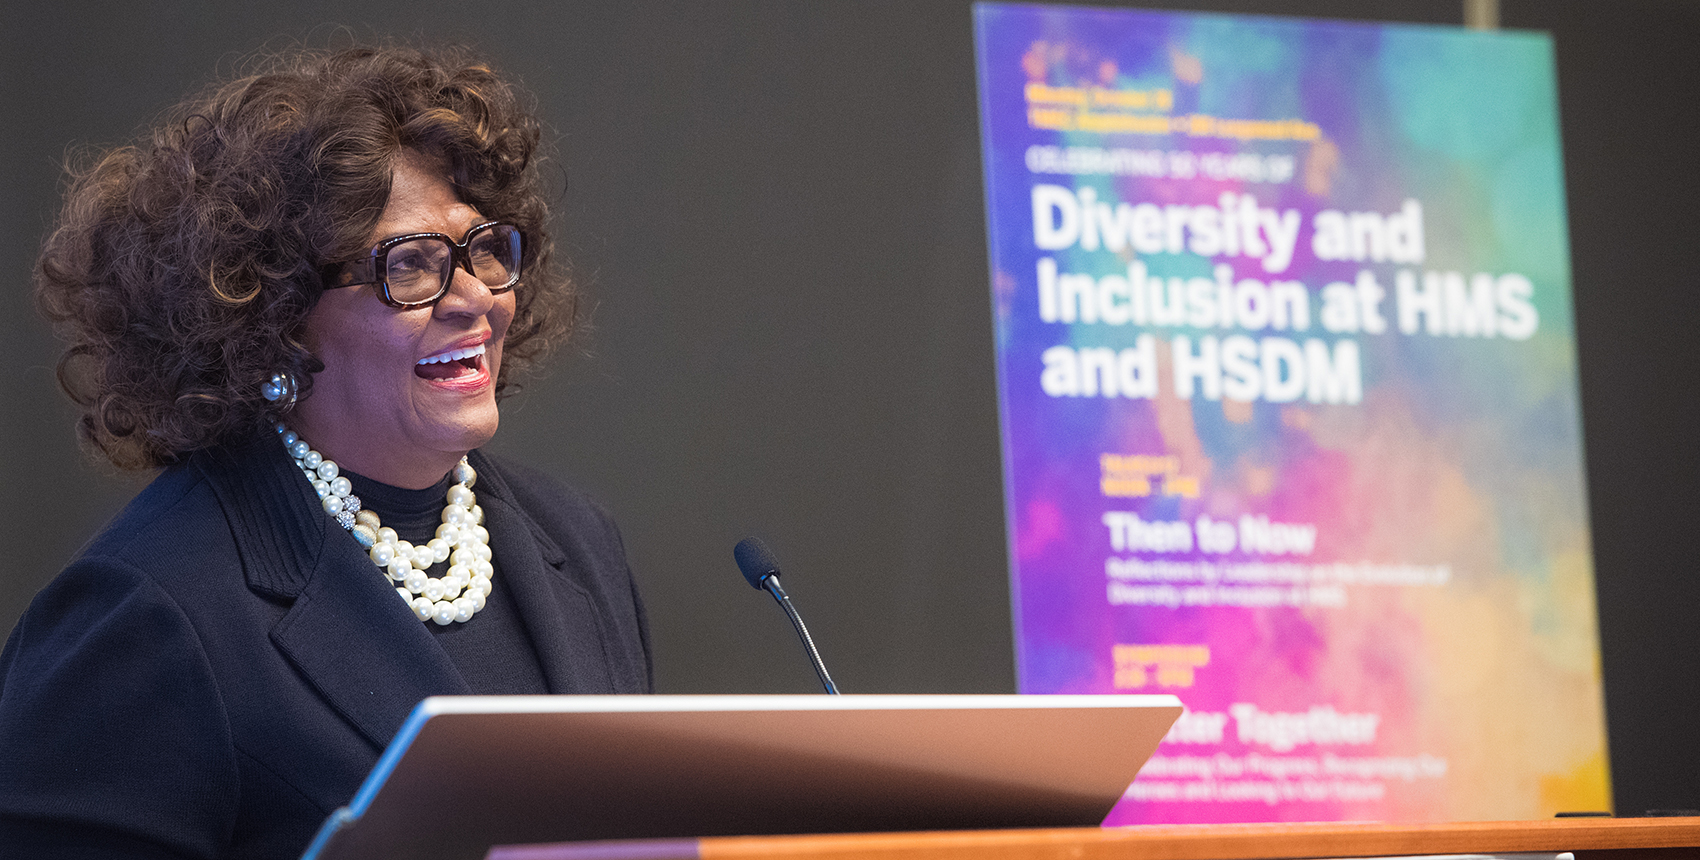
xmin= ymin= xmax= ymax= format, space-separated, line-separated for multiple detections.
xmin=973 ymin=3 xmax=1608 ymax=823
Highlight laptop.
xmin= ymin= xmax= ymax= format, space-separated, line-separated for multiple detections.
xmin=301 ymin=693 xmax=1182 ymax=860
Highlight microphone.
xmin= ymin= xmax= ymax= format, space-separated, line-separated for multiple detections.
xmin=733 ymin=537 xmax=839 ymax=694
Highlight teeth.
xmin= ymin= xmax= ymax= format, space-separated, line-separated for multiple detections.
xmin=418 ymin=343 xmax=486 ymax=366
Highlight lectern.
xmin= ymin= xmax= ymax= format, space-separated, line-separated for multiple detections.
xmin=300 ymin=693 xmax=1183 ymax=860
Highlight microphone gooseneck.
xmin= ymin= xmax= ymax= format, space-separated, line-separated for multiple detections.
xmin=733 ymin=537 xmax=839 ymax=695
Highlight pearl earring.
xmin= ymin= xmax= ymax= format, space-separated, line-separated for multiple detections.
xmin=261 ymin=370 xmax=298 ymax=412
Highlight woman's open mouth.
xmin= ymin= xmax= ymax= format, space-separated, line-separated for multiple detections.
xmin=415 ymin=343 xmax=486 ymax=381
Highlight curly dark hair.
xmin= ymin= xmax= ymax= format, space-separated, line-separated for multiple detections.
xmin=36 ymin=43 xmax=574 ymax=470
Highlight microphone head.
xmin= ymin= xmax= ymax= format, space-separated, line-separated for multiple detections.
xmin=733 ymin=536 xmax=782 ymax=590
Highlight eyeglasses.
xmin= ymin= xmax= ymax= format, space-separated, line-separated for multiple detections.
xmin=325 ymin=221 xmax=523 ymax=309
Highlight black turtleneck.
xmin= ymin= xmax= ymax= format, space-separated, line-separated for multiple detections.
xmin=344 ymin=469 xmax=549 ymax=695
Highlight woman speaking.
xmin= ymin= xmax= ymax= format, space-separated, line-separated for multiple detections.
xmin=0 ymin=44 xmax=651 ymax=858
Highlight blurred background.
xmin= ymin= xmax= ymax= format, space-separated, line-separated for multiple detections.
xmin=2 ymin=0 xmax=1695 ymax=816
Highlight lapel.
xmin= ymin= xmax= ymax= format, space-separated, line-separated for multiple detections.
xmin=470 ymin=451 xmax=615 ymax=695
xmin=268 ymin=523 xmax=473 ymax=749
xmin=198 ymin=434 xmax=471 ymax=751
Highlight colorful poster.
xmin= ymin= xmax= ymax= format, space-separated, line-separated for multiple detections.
xmin=972 ymin=4 xmax=1609 ymax=823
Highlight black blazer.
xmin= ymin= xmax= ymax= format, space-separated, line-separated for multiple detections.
xmin=0 ymin=433 xmax=652 ymax=859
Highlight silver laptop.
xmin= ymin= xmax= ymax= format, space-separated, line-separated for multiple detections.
xmin=301 ymin=693 xmax=1182 ymax=860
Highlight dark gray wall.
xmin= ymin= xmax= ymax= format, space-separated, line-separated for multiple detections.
xmin=3 ymin=0 xmax=1694 ymax=817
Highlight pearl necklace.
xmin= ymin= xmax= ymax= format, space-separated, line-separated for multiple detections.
xmin=277 ymin=423 xmax=494 ymax=626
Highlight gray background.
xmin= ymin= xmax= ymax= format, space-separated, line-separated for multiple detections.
xmin=2 ymin=0 xmax=1694 ymax=816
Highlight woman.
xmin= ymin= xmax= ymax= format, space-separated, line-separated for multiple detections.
xmin=0 ymin=44 xmax=651 ymax=858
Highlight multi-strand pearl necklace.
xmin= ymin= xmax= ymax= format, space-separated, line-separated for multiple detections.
xmin=277 ymin=423 xmax=494 ymax=626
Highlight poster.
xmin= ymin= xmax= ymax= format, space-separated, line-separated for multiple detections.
xmin=972 ymin=3 xmax=1610 ymax=823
